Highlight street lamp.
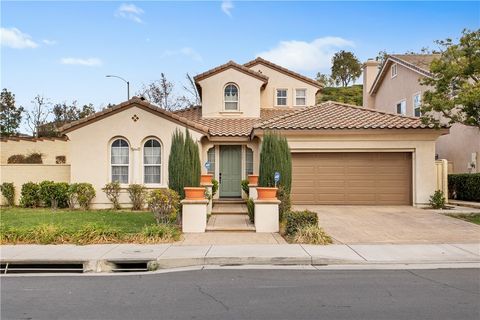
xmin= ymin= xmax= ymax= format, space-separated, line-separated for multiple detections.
xmin=106 ymin=75 xmax=130 ymax=100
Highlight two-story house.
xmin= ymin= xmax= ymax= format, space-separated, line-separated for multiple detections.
xmin=2 ymin=57 xmax=447 ymax=207
xmin=363 ymin=54 xmax=480 ymax=173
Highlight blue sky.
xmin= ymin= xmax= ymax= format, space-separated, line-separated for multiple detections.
xmin=1 ymin=1 xmax=479 ymax=126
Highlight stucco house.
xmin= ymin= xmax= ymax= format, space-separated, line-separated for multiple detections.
xmin=1 ymin=57 xmax=447 ymax=207
xmin=362 ymin=54 xmax=480 ymax=173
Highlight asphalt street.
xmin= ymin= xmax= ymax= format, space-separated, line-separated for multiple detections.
xmin=1 ymin=268 xmax=479 ymax=320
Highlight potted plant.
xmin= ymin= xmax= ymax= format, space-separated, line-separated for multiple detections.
xmin=248 ymin=174 xmax=259 ymax=185
xmin=200 ymin=174 xmax=213 ymax=185
xmin=184 ymin=186 xmax=207 ymax=200
xmin=256 ymin=186 xmax=278 ymax=200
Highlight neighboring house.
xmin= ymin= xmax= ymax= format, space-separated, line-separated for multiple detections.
xmin=363 ymin=54 xmax=480 ymax=173
xmin=1 ymin=57 xmax=447 ymax=207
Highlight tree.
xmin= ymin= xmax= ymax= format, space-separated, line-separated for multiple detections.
xmin=0 ymin=88 xmax=24 ymax=137
xmin=53 ymin=101 xmax=95 ymax=123
xmin=421 ymin=29 xmax=480 ymax=128
xmin=182 ymin=73 xmax=201 ymax=106
xmin=138 ymin=73 xmax=180 ymax=111
xmin=315 ymin=72 xmax=332 ymax=87
xmin=258 ymin=131 xmax=292 ymax=192
xmin=330 ymin=50 xmax=362 ymax=87
xmin=26 ymin=95 xmax=52 ymax=137
xmin=317 ymin=85 xmax=363 ymax=106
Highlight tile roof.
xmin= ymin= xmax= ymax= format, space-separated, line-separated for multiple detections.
xmin=194 ymin=60 xmax=269 ymax=83
xmin=254 ymin=101 xmax=434 ymax=130
xmin=244 ymin=57 xmax=322 ymax=88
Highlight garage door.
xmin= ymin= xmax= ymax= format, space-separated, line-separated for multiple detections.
xmin=291 ymin=152 xmax=412 ymax=205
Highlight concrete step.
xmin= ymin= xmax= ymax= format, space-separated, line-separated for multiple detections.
xmin=206 ymin=226 xmax=256 ymax=232
xmin=207 ymin=214 xmax=255 ymax=233
xmin=212 ymin=203 xmax=248 ymax=215
xmin=213 ymin=199 xmax=246 ymax=204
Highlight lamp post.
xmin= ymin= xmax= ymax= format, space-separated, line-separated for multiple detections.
xmin=106 ymin=75 xmax=130 ymax=100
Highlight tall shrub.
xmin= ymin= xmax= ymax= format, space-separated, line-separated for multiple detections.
xmin=183 ymin=130 xmax=201 ymax=188
xmin=0 ymin=182 xmax=15 ymax=206
xmin=38 ymin=181 xmax=69 ymax=209
xmin=102 ymin=182 xmax=121 ymax=210
xmin=128 ymin=184 xmax=146 ymax=210
xmin=19 ymin=182 xmax=40 ymax=208
xmin=76 ymin=183 xmax=96 ymax=210
xmin=258 ymin=131 xmax=292 ymax=192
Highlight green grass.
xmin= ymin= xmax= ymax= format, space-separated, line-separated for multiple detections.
xmin=450 ymin=213 xmax=480 ymax=225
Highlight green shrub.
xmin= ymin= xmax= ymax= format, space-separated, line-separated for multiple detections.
xmin=183 ymin=130 xmax=201 ymax=188
xmin=102 ymin=181 xmax=121 ymax=210
xmin=212 ymin=179 xmax=219 ymax=197
xmin=258 ymin=131 xmax=292 ymax=192
xmin=128 ymin=184 xmax=146 ymax=210
xmin=76 ymin=183 xmax=96 ymax=210
xmin=285 ymin=210 xmax=318 ymax=236
xmin=0 ymin=182 xmax=15 ymax=206
xmin=448 ymin=173 xmax=480 ymax=202
xmin=38 ymin=181 xmax=69 ymax=209
xmin=7 ymin=154 xmax=25 ymax=164
xmin=147 ymin=189 xmax=180 ymax=224
xmin=429 ymin=190 xmax=446 ymax=209
xmin=19 ymin=182 xmax=40 ymax=208
xmin=292 ymin=225 xmax=332 ymax=245
xmin=24 ymin=152 xmax=43 ymax=164
xmin=66 ymin=183 xmax=79 ymax=209
xmin=277 ymin=185 xmax=291 ymax=221
xmin=246 ymin=198 xmax=255 ymax=223
xmin=241 ymin=179 xmax=250 ymax=196
xmin=31 ymin=224 xmax=66 ymax=244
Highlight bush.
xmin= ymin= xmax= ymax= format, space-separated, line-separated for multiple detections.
xmin=448 ymin=173 xmax=480 ymax=202
xmin=241 ymin=179 xmax=250 ymax=196
xmin=212 ymin=179 xmax=219 ymax=197
xmin=56 ymin=155 xmax=66 ymax=164
xmin=292 ymin=225 xmax=332 ymax=245
xmin=128 ymin=184 xmax=146 ymax=210
xmin=139 ymin=224 xmax=181 ymax=242
xmin=147 ymin=189 xmax=180 ymax=224
xmin=24 ymin=152 xmax=43 ymax=164
xmin=66 ymin=183 xmax=79 ymax=209
xmin=7 ymin=154 xmax=25 ymax=164
xmin=429 ymin=190 xmax=446 ymax=209
xmin=102 ymin=182 xmax=121 ymax=210
xmin=246 ymin=198 xmax=255 ymax=223
xmin=73 ymin=223 xmax=122 ymax=244
xmin=0 ymin=182 xmax=15 ymax=206
xmin=277 ymin=185 xmax=291 ymax=221
xmin=258 ymin=131 xmax=292 ymax=191
xmin=76 ymin=183 xmax=96 ymax=210
xmin=285 ymin=210 xmax=318 ymax=236
xmin=38 ymin=181 xmax=69 ymax=209
xmin=19 ymin=182 xmax=40 ymax=208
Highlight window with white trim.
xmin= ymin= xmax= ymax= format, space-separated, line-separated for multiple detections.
xmin=224 ymin=84 xmax=239 ymax=110
xmin=396 ymin=100 xmax=406 ymax=115
xmin=276 ymin=89 xmax=287 ymax=106
xmin=295 ymin=89 xmax=306 ymax=106
xmin=245 ymin=147 xmax=253 ymax=176
xmin=143 ymin=139 xmax=161 ymax=184
xmin=111 ymin=138 xmax=129 ymax=184
xmin=391 ymin=63 xmax=397 ymax=78
xmin=207 ymin=147 xmax=215 ymax=175
xmin=413 ymin=93 xmax=421 ymax=117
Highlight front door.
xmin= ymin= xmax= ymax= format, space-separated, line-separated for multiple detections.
xmin=219 ymin=145 xmax=242 ymax=197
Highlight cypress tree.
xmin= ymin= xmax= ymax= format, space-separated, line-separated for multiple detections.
xmin=258 ymin=131 xmax=292 ymax=192
xmin=168 ymin=129 xmax=185 ymax=197
xmin=183 ymin=129 xmax=201 ymax=189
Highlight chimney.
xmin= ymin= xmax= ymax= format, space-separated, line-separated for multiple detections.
xmin=362 ymin=59 xmax=379 ymax=109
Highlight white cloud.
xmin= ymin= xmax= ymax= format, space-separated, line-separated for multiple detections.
xmin=221 ymin=1 xmax=233 ymax=17
xmin=1 ymin=27 xmax=38 ymax=49
xmin=60 ymin=57 xmax=103 ymax=67
xmin=115 ymin=3 xmax=144 ymax=23
xmin=160 ymin=47 xmax=203 ymax=62
xmin=42 ymin=39 xmax=57 ymax=46
xmin=256 ymin=37 xmax=355 ymax=72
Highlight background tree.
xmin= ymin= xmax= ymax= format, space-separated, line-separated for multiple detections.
xmin=315 ymin=72 xmax=332 ymax=87
xmin=317 ymin=85 xmax=363 ymax=106
xmin=138 ymin=73 xmax=181 ymax=111
xmin=0 ymin=88 xmax=24 ymax=137
xmin=53 ymin=101 xmax=95 ymax=123
xmin=421 ymin=29 xmax=480 ymax=128
xmin=26 ymin=95 xmax=52 ymax=137
xmin=181 ymin=73 xmax=201 ymax=106
xmin=330 ymin=50 xmax=362 ymax=87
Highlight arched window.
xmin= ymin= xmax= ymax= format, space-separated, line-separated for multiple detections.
xmin=245 ymin=147 xmax=253 ymax=176
xmin=111 ymin=138 xmax=129 ymax=183
xmin=224 ymin=84 xmax=239 ymax=110
xmin=144 ymin=139 xmax=161 ymax=184
xmin=207 ymin=147 xmax=215 ymax=175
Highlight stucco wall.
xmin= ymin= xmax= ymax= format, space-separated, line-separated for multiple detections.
xmin=0 ymin=164 xmax=71 ymax=205
xmin=66 ymin=104 xmax=205 ymax=209
xmin=282 ymin=130 xmax=442 ymax=205
xmin=197 ymin=68 xmax=264 ymax=118
xmin=248 ymin=64 xmax=319 ymax=108
xmin=0 ymin=138 xmax=69 ymax=164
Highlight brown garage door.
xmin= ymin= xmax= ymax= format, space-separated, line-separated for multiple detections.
xmin=291 ymin=152 xmax=412 ymax=205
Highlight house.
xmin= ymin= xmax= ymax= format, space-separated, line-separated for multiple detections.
xmin=362 ymin=54 xmax=480 ymax=173
xmin=1 ymin=57 xmax=447 ymax=207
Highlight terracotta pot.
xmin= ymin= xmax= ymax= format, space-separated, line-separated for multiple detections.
xmin=256 ymin=187 xmax=278 ymax=200
xmin=200 ymin=174 xmax=213 ymax=185
xmin=247 ymin=175 xmax=259 ymax=185
xmin=184 ymin=187 xmax=206 ymax=200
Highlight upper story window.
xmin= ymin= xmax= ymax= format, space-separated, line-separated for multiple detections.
xmin=295 ymin=89 xmax=306 ymax=106
xmin=144 ymin=139 xmax=161 ymax=184
xmin=391 ymin=63 xmax=398 ymax=78
xmin=396 ymin=100 xmax=406 ymax=115
xmin=224 ymin=84 xmax=239 ymax=110
xmin=276 ymin=89 xmax=287 ymax=106
xmin=111 ymin=138 xmax=129 ymax=184
xmin=413 ymin=93 xmax=421 ymax=117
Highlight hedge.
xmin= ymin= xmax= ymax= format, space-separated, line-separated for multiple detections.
xmin=285 ymin=210 xmax=318 ymax=236
xmin=448 ymin=173 xmax=480 ymax=202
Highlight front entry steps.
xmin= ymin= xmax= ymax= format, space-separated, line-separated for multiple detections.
xmin=207 ymin=202 xmax=255 ymax=232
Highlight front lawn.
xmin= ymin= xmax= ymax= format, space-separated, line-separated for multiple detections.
xmin=449 ymin=213 xmax=480 ymax=225
xmin=0 ymin=207 xmax=181 ymax=244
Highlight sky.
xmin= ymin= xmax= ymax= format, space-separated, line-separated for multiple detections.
xmin=1 ymin=0 xmax=479 ymax=131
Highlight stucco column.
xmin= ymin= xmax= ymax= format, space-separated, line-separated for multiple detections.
xmin=182 ymin=199 xmax=208 ymax=233
xmin=132 ymin=147 xmax=141 ymax=184
xmin=254 ymin=199 xmax=280 ymax=232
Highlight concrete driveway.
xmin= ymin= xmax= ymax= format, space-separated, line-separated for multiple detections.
xmin=292 ymin=205 xmax=480 ymax=244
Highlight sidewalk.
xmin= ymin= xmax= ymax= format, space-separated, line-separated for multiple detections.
xmin=1 ymin=243 xmax=479 ymax=272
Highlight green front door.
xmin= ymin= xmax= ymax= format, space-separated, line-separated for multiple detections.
xmin=220 ymin=145 xmax=242 ymax=197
